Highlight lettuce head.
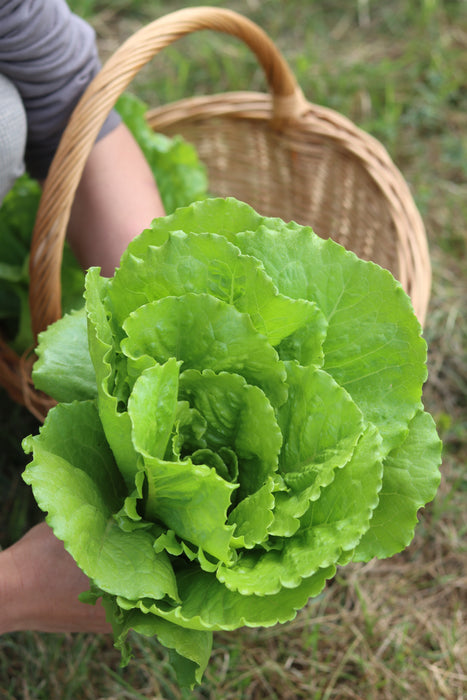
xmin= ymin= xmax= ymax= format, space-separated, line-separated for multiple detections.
xmin=22 ymin=198 xmax=442 ymax=688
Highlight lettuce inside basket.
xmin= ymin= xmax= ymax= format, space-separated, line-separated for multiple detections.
xmin=22 ymin=197 xmax=441 ymax=689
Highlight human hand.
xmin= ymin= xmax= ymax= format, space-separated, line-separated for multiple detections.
xmin=0 ymin=522 xmax=111 ymax=635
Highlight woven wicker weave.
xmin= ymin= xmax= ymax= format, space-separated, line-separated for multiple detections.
xmin=0 ymin=6 xmax=431 ymax=421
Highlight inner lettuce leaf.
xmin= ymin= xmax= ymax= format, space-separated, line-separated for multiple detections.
xmin=23 ymin=197 xmax=441 ymax=689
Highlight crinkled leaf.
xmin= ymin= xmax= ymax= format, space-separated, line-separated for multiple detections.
xmin=32 ymin=308 xmax=96 ymax=402
xmin=143 ymin=454 xmax=236 ymax=564
xmin=228 ymin=477 xmax=275 ymax=548
xmin=102 ymin=594 xmax=212 ymax=688
xmin=116 ymin=563 xmax=335 ymax=632
xmin=144 ymin=195 xmax=265 ymax=247
xmin=85 ymin=267 xmax=139 ymax=488
xmin=121 ymin=293 xmax=287 ymax=407
xmin=128 ymin=359 xmax=181 ymax=460
xmin=273 ymin=362 xmax=364 ymax=525
xmin=278 ymin=363 xmax=364 ymax=479
xmin=236 ymin=223 xmax=427 ymax=453
xmin=178 ymin=369 xmax=282 ymax=497
xmin=110 ymin=231 xmax=326 ymax=363
xmin=353 ymin=409 xmax=442 ymax=560
xmin=218 ymin=421 xmax=383 ymax=596
xmin=268 ymin=361 xmax=365 ymax=538
xmin=22 ymin=401 xmax=179 ymax=603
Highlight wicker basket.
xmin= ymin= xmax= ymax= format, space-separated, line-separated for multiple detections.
xmin=0 ymin=6 xmax=431 ymax=421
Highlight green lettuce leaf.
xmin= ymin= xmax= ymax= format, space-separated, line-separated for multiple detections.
xmin=0 ymin=174 xmax=85 ymax=352
xmin=352 ymin=409 xmax=442 ymax=560
xmin=102 ymin=597 xmax=213 ymax=688
xmin=32 ymin=308 xmax=96 ymax=402
xmin=23 ymin=401 xmax=179 ymax=603
xmin=109 ymin=229 xmax=326 ymax=361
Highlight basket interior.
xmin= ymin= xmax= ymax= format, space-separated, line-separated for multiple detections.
xmin=157 ymin=114 xmax=400 ymax=278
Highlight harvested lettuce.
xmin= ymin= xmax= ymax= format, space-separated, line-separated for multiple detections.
xmin=23 ymin=198 xmax=441 ymax=688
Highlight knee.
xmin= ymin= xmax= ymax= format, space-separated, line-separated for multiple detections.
xmin=0 ymin=74 xmax=27 ymax=204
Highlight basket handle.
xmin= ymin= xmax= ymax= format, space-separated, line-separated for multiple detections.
xmin=29 ymin=6 xmax=308 ymax=339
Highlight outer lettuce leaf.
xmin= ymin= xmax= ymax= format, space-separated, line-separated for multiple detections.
xmin=236 ymin=222 xmax=427 ymax=454
xmin=32 ymin=308 xmax=96 ymax=402
xmin=102 ymin=597 xmax=213 ymax=688
xmin=353 ymin=409 xmax=442 ymax=560
xmin=115 ymin=563 xmax=336 ymax=632
xmin=85 ymin=268 xmax=139 ymax=488
xmin=140 ymin=195 xmax=264 ymax=247
xmin=22 ymin=401 xmax=179 ymax=603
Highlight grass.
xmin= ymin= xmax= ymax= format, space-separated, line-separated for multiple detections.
xmin=1 ymin=0 xmax=466 ymax=698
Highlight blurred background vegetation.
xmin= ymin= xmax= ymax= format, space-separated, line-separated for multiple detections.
xmin=1 ymin=1 xmax=466 ymax=698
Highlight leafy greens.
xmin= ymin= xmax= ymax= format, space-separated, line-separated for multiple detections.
xmin=0 ymin=175 xmax=84 ymax=352
xmin=0 ymin=93 xmax=207 ymax=353
xmin=22 ymin=197 xmax=442 ymax=688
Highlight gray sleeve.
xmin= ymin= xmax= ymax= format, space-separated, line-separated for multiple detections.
xmin=0 ymin=0 xmax=120 ymax=179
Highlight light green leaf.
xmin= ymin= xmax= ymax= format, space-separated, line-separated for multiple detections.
xmin=128 ymin=359 xmax=181 ymax=460
xmin=178 ymin=369 xmax=282 ymax=497
xmin=145 ymin=196 xmax=265 ymax=247
xmin=103 ymin=594 xmax=212 ymax=687
xmin=85 ymin=267 xmax=139 ymax=487
xmin=117 ymin=563 xmax=335 ymax=632
xmin=268 ymin=362 xmax=365 ymax=538
xmin=276 ymin=362 xmax=364 ymax=486
xmin=143 ymin=454 xmax=236 ymax=563
xmin=22 ymin=401 xmax=179 ymax=603
xmin=121 ymin=293 xmax=288 ymax=407
xmin=32 ymin=307 xmax=96 ymax=402
xmin=228 ymin=477 xmax=275 ymax=548
xmin=217 ymin=423 xmax=383 ymax=596
xmin=110 ymin=230 xmax=326 ymax=362
xmin=236 ymin=223 xmax=427 ymax=453
xmin=353 ymin=409 xmax=442 ymax=560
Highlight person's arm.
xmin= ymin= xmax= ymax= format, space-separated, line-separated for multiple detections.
xmin=0 ymin=124 xmax=163 ymax=635
xmin=0 ymin=522 xmax=110 ymax=634
xmin=0 ymin=0 xmax=120 ymax=180
xmin=0 ymin=2 xmax=164 ymax=635
xmin=67 ymin=121 xmax=165 ymax=275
